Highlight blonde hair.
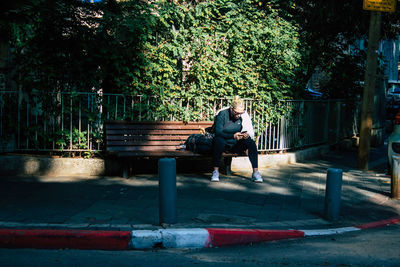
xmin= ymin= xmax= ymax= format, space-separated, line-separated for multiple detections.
xmin=231 ymin=95 xmax=245 ymax=112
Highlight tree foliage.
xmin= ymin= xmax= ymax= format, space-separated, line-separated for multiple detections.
xmin=3 ymin=0 xmax=400 ymax=110
xmin=285 ymin=0 xmax=400 ymax=98
xmin=4 ymin=0 xmax=301 ymax=117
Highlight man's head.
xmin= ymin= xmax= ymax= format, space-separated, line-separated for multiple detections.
xmin=230 ymin=96 xmax=245 ymax=119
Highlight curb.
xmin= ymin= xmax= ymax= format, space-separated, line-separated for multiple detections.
xmin=0 ymin=229 xmax=131 ymax=250
xmin=0 ymin=145 xmax=329 ymax=176
xmin=0 ymin=216 xmax=399 ymax=250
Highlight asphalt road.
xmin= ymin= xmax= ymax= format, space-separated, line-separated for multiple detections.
xmin=0 ymin=224 xmax=399 ymax=266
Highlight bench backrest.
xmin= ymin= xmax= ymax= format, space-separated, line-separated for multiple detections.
xmin=104 ymin=121 xmax=213 ymax=152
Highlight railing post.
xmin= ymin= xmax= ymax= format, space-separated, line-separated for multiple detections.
xmin=324 ymin=100 xmax=330 ymax=143
xmin=279 ymin=116 xmax=285 ymax=152
xmin=336 ymin=101 xmax=341 ymax=143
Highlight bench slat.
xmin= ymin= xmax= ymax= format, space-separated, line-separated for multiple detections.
xmin=106 ymin=145 xmax=182 ymax=151
xmin=106 ymin=121 xmax=213 ymax=125
xmin=105 ymin=122 xmax=213 ymax=130
xmin=106 ymin=140 xmax=184 ymax=146
xmin=114 ymin=150 xmax=209 ymax=157
xmin=106 ymin=135 xmax=187 ymax=141
xmin=112 ymin=151 xmax=239 ymax=157
xmin=105 ymin=129 xmax=202 ymax=135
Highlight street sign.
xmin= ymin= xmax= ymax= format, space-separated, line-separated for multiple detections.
xmin=363 ymin=0 xmax=396 ymax=13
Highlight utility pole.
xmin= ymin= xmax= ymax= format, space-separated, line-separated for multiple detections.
xmin=358 ymin=11 xmax=382 ymax=170
xmin=358 ymin=0 xmax=396 ymax=170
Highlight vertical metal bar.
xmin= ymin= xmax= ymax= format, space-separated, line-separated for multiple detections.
xmin=139 ymin=95 xmax=142 ymax=121
xmin=52 ymin=107 xmax=55 ymax=150
xmin=336 ymin=101 xmax=341 ymax=143
xmin=264 ymin=111 xmax=268 ymax=151
xmin=213 ymin=100 xmax=216 ymax=116
xmin=200 ymin=98 xmax=203 ymax=120
xmin=279 ymin=116 xmax=284 ymax=152
xmin=260 ymin=108 xmax=265 ymax=151
xmin=273 ymin=122 xmax=277 ymax=150
xmin=285 ymin=102 xmax=289 ymax=149
xmin=87 ymin=94 xmax=90 ymax=150
xmin=26 ymin=96 xmax=29 ymax=149
xmin=43 ymin=113 xmax=46 ymax=149
xmin=179 ymin=99 xmax=182 ymax=121
xmin=91 ymin=94 xmax=94 ymax=150
xmin=96 ymin=93 xmax=101 ymax=151
xmin=115 ymin=95 xmax=118 ymax=120
xmin=17 ymin=90 xmax=21 ymax=149
xmin=79 ymin=97 xmax=81 ymax=147
xmin=147 ymin=97 xmax=150 ymax=120
xmin=307 ymin=101 xmax=311 ymax=145
xmin=123 ymin=96 xmax=126 ymax=120
xmin=170 ymin=98 xmax=173 ymax=121
xmin=61 ymin=94 xmax=64 ymax=131
xmin=249 ymin=100 xmax=253 ymax=117
xmin=107 ymin=95 xmax=110 ymax=120
xmin=70 ymin=96 xmax=73 ymax=150
xmin=35 ymin=108 xmax=38 ymax=145
xmin=131 ymin=97 xmax=134 ymax=120
xmin=99 ymin=90 xmax=103 ymax=124
xmin=268 ymin=121 xmax=272 ymax=150
xmin=0 ymin=93 xmax=3 ymax=136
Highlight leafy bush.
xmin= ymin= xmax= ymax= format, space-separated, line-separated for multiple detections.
xmin=7 ymin=0 xmax=301 ymax=121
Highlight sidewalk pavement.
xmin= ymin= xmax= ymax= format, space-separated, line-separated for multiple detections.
xmin=0 ymin=144 xmax=399 ymax=249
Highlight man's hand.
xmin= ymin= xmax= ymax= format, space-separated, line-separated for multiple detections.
xmin=234 ymin=132 xmax=242 ymax=141
xmin=241 ymin=132 xmax=249 ymax=139
xmin=234 ymin=132 xmax=249 ymax=140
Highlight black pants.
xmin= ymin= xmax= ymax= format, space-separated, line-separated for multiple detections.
xmin=212 ymin=136 xmax=258 ymax=168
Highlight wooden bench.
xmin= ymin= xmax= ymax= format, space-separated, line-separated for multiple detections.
xmin=104 ymin=121 xmax=241 ymax=178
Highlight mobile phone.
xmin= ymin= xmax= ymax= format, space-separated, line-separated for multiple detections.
xmin=241 ymin=130 xmax=247 ymax=133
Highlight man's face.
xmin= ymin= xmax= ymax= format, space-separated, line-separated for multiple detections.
xmin=230 ymin=107 xmax=244 ymax=120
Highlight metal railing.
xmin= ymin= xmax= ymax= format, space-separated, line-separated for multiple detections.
xmin=0 ymin=90 xmax=360 ymax=154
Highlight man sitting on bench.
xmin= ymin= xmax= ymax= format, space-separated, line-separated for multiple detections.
xmin=211 ymin=96 xmax=263 ymax=183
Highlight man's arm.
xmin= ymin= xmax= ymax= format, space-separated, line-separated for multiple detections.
xmin=214 ymin=110 xmax=234 ymax=139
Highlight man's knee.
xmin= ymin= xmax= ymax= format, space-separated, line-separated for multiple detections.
xmin=244 ymin=138 xmax=256 ymax=148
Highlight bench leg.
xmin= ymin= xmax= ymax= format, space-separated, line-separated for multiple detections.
xmin=223 ymin=157 xmax=232 ymax=176
xmin=122 ymin=164 xmax=129 ymax=179
xmin=122 ymin=158 xmax=131 ymax=179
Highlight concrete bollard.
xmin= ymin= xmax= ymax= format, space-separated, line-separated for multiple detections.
xmin=158 ymin=158 xmax=177 ymax=225
xmin=391 ymin=155 xmax=400 ymax=199
xmin=324 ymin=168 xmax=343 ymax=221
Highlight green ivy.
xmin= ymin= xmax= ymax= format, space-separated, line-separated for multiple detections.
xmin=7 ymin=0 xmax=301 ymax=121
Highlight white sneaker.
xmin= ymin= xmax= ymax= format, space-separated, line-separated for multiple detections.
xmin=211 ymin=170 xmax=219 ymax=182
xmin=252 ymin=171 xmax=263 ymax=183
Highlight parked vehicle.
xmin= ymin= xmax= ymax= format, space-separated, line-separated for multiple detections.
xmin=388 ymin=112 xmax=400 ymax=174
xmin=386 ymin=87 xmax=400 ymax=104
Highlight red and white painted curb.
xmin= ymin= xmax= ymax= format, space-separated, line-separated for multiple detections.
xmin=0 ymin=216 xmax=399 ymax=250
xmin=0 ymin=229 xmax=132 ymax=250
xmin=130 ymin=228 xmax=305 ymax=249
